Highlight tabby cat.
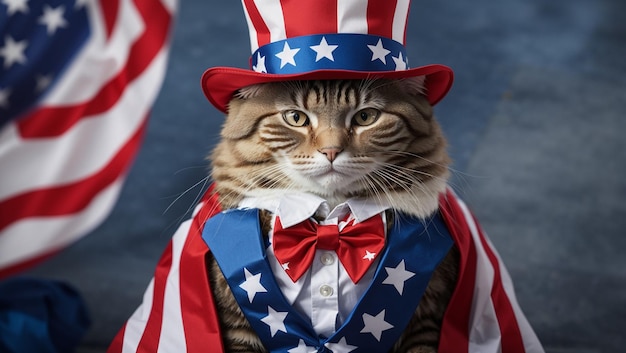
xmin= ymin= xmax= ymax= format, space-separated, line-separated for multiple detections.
xmin=207 ymin=78 xmax=459 ymax=352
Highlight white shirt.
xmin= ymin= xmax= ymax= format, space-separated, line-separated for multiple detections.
xmin=239 ymin=193 xmax=389 ymax=338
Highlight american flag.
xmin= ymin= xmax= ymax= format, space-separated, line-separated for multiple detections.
xmin=0 ymin=0 xmax=177 ymax=277
xmin=108 ymin=186 xmax=545 ymax=353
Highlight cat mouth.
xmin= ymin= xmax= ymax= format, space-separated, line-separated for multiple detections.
xmin=309 ymin=166 xmax=354 ymax=189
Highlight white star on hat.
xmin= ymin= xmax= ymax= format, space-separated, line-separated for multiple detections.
xmin=367 ymin=39 xmax=391 ymax=64
xmin=253 ymin=52 xmax=267 ymax=73
xmin=360 ymin=309 xmax=394 ymax=341
xmin=38 ymin=5 xmax=68 ymax=35
xmin=239 ymin=268 xmax=267 ymax=303
xmin=261 ymin=306 xmax=288 ymax=337
xmin=0 ymin=35 xmax=28 ymax=69
xmin=325 ymin=337 xmax=358 ymax=353
xmin=275 ymin=42 xmax=300 ymax=68
xmin=382 ymin=259 xmax=415 ymax=295
xmin=392 ymin=52 xmax=407 ymax=71
xmin=310 ymin=36 xmax=338 ymax=62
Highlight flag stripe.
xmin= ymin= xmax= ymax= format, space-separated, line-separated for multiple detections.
xmin=280 ymin=0 xmax=338 ymax=37
xmin=100 ymin=0 xmax=121 ymax=40
xmin=0 ymin=248 xmax=61 ymax=279
xmin=0 ymin=0 xmax=176 ymax=277
xmin=0 ymin=46 xmax=168 ymax=201
xmin=0 ymin=118 xmax=146 ymax=231
xmin=37 ymin=0 xmax=143 ymax=106
xmin=16 ymin=0 xmax=172 ymax=138
xmin=0 ymin=178 xmax=125 ymax=270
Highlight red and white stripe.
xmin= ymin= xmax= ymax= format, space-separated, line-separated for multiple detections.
xmin=438 ymin=190 xmax=544 ymax=353
xmin=0 ymin=0 xmax=177 ymax=277
xmin=241 ymin=0 xmax=411 ymax=52
xmin=108 ymin=188 xmax=224 ymax=353
xmin=109 ymin=187 xmax=544 ymax=353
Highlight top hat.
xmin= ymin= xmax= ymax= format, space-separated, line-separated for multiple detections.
xmin=201 ymin=0 xmax=453 ymax=113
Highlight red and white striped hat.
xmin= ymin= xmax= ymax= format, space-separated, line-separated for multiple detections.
xmin=201 ymin=0 xmax=454 ymax=113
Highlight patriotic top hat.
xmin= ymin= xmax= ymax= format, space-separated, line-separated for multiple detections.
xmin=201 ymin=0 xmax=454 ymax=113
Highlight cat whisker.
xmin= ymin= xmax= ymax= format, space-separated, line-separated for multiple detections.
xmin=163 ymin=175 xmax=211 ymax=216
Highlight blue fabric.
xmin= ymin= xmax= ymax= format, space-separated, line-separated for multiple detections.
xmin=0 ymin=277 xmax=91 ymax=353
xmin=0 ymin=0 xmax=89 ymax=127
xmin=203 ymin=208 xmax=453 ymax=352
xmin=252 ymin=33 xmax=408 ymax=74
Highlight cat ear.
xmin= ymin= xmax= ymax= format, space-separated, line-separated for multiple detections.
xmin=403 ymin=76 xmax=427 ymax=97
xmin=222 ymin=84 xmax=270 ymax=139
xmin=234 ymin=84 xmax=265 ymax=100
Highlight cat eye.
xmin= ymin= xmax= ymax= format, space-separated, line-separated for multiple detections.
xmin=282 ymin=110 xmax=310 ymax=127
xmin=352 ymin=108 xmax=380 ymax=126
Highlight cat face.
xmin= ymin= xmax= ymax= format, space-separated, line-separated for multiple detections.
xmin=211 ymin=79 xmax=450 ymax=216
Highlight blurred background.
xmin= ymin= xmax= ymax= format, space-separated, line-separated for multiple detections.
xmin=17 ymin=0 xmax=626 ymax=352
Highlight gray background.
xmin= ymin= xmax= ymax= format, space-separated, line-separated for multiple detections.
xmin=26 ymin=0 xmax=626 ymax=352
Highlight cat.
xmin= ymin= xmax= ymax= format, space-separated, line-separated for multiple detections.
xmin=207 ymin=78 xmax=459 ymax=353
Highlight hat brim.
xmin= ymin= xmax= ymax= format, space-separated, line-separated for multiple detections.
xmin=201 ymin=64 xmax=453 ymax=113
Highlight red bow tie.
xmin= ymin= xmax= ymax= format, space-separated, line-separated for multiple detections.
xmin=272 ymin=213 xmax=386 ymax=283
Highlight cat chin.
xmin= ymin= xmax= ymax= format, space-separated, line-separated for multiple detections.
xmin=244 ymin=177 xmax=447 ymax=219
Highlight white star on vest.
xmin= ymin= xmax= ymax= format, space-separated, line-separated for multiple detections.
xmin=393 ymin=52 xmax=407 ymax=71
xmin=382 ymin=259 xmax=415 ymax=295
xmin=261 ymin=306 xmax=288 ymax=337
xmin=324 ymin=337 xmax=358 ymax=353
xmin=360 ymin=309 xmax=394 ymax=341
xmin=38 ymin=5 xmax=68 ymax=35
xmin=367 ymin=39 xmax=391 ymax=64
xmin=0 ymin=36 xmax=28 ymax=69
xmin=310 ymin=36 xmax=338 ymax=62
xmin=288 ymin=339 xmax=316 ymax=353
xmin=275 ymin=42 xmax=300 ymax=68
xmin=239 ymin=268 xmax=267 ymax=303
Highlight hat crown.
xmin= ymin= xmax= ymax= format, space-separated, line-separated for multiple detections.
xmin=242 ymin=0 xmax=411 ymax=52
xmin=200 ymin=0 xmax=453 ymax=113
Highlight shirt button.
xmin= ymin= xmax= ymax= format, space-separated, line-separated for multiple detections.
xmin=320 ymin=252 xmax=335 ymax=266
xmin=319 ymin=285 xmax=334 ymax=297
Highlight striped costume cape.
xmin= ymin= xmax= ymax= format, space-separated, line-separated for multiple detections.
xmin=108 ymin=185 xmax=544 ymax=353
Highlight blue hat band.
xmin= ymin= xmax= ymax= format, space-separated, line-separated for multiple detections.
xmin=250 ymin=33 xmax=409 ymax=75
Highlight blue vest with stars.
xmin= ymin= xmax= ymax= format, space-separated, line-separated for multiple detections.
xmin=202 ymin=209 xmax=453 ymax=353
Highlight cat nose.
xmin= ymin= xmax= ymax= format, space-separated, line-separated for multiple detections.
xmin=319 ymin=147 xmax=343 ymax=162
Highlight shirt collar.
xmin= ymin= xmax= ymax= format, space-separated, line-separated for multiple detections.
xmin=239 ymin=193 xmax=390 ymax=228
